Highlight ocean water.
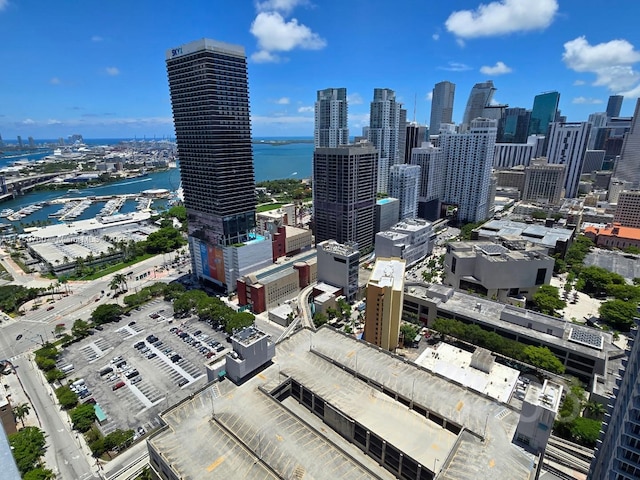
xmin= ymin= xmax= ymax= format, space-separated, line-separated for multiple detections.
xmin=0 ymin=138 xmax=314 ymax=225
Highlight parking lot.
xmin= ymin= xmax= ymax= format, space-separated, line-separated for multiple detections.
xmin=55 ymin=297 xmax=233 ymax=437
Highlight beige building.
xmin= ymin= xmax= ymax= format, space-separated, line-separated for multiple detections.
xmin=364 ymin=257 xmax=405 ymax=351
xmin=256 ymin=203 xmax=296 ymax=233
xmin=614 ymin=190 xmax=640 ymax=228
xmin=522 ymin=158 xmax=565 ymax=205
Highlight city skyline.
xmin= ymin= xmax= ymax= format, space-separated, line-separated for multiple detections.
xmin=1 ymin=0 xmax=640 ymax=138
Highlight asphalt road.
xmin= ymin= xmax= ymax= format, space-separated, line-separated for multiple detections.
xmin=8 ymin=355 xmax=97 ymax=480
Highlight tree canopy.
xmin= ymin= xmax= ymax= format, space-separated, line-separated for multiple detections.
xmin=522 ymin=346 xmax=565 ymax=374
xmin=599 ymin=299 xmax=638 ymax=330
xmin=91 ymin=303 xmax=123 ymax=325
xmin=55 ymin=386 xmax=78 ymax=410
xmin=8 ymin=427 xmax=47 ymax=475
xmin=532 ymin=285 xmax=566 ymax=316
xmin=70 ymin=403 xmax=96 ymax=432
xmin=576 ymin=265 xmax=625 ymax=297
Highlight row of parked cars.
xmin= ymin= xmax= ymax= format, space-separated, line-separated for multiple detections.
xmin=169 ymin=327 xmax=225 ymax=359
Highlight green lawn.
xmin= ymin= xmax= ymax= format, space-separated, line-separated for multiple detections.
xmin=0 ymin=262 xmax=13 ymax=281
xmin=257 ymin=202 xmax=284 ymax=213
xmin=74 ymin=253 xmax=157 ymax=281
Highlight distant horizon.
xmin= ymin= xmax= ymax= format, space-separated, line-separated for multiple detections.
xmin=1 ymin=135 xmax=315 ymax=145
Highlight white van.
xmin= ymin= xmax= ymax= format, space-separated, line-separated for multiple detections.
xmin=72 ymin=379 xmax=85 ymax=387
xmin=60 ymin=364 xmax=74 ymax=373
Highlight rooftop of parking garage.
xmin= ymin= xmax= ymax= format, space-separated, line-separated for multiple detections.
xmin=150 ymin=328 xmax=538 ymax=480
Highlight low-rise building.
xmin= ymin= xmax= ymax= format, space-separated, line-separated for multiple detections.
xmin=147 ymin=327 xmax=544 ymax=480
xmin=237 ymin=251 xmax=317 ymax=314
xmin=584 ymin=223 xmax=640 ymax=250
xmin=256 ymin=203 xmax=296 ymax=233
xmin=514 ymin=380 xmax=563 ymax=452
xmin=271 ymin=225 xmax=312 ymax=261
xmin=444 ymin=239 xmax=554 ymax=302
xmin=375 ymin=218 xmax=435 ymax=268
xmin=0 ymin=383 xmax=15 ymax=436
xmin=374 ymin=197 xmax=400 ymax=235
xmin=224 ymin=327 xmax=275 ymax=384
xmin=473 ymin=219 xmax=574 ymax=256
xmin=613 ymin=190 xmax=640 ymax=228
xmin=403 ymin=284 xmax=617 ymax=382
xmin=316 ymin=240 xmax=360 ymax=301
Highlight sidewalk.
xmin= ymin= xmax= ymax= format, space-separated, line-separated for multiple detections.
xmin=2 ymin=362 xmax=42 ymax=432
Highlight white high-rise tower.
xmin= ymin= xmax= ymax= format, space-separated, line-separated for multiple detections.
xmin=546 ymin=122 xmax=591 ymax=198
xmin=367 ymin=88 xmax=401 ymax=194
xmin=314 ymin=88 xmax=349 ymax=148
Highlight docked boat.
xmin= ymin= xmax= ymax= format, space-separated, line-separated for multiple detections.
xmin=0 ymin=209 xmax=15 ymax=218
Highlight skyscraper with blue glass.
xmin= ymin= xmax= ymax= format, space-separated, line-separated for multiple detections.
xmin=528 ymin=91 xmax=560 ymax=136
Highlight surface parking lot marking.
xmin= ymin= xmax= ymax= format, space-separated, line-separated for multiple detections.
xmin=115 ymin=325 xmax=142 ymax=339
xmin=145 ymin=342 xmax=196 ymax=382
xmin=126 ymin=382 xmax=153 ymax=408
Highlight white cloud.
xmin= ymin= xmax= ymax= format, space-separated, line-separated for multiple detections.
xmin=50 ymin=77 xmax=61 ymax=85
xmin=349 ymin=113 xmax=370 ymax=130
xmin=250 ymin=11 xmax=326 ymax=53
xmin=347 ymin=93 xmax=363 ymax=105
xmin=298 ymin=106 xmax=314 ymax=113
xmin=274 ymin=97 xmax=290 ymax=105
xmin=0 ymin=0 xmax=8 ymax=12
xmin=432 ymin=33 xmax=440 ymax=41
xmin=47 ymin=119 xmax=62 ymax=125
xmin=563 ymin=36 xmax=640 ymax=93
xmin=480 ymin=61 xmax=512 ymax=75
xmin=22 ymin=119 xmax=35 ymax=125
xmin=572 ymin=97 xmax=604 ymax=105
xmin=105 ymin=67 xmax=120 ymax=76
xmin=425 ymin=92 xmax=433 ymax=101
xmin=91 ymin=35 xmax=103 ymax=42
xmin=251 ymin=50 xmax=281 ymax=63
xmin=256 ymin=0 xmax=308 ymax=15
xmin=438 ymin=61 xmax=472 ymax=72
xmin=573 ymin=79 xmax=586 ymax=86
xmin=445 ymin=0 xmax=558 ymax=39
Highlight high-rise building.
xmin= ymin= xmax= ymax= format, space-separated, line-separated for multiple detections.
xmin=462 ymin=81 xmax=496 ymax=129
xmin=403 ymin=122 xmax=428 ymax=163
xmin=0 ymin=133 xmax=3 ymax=147
xmin=410 ymin=142 xmax=444 ymax=220
xmin=546 ymin=122 xmax=591 ymax=198
xmin=17 ymin=136 xmax=23 ymax=149
xmin=375 ymin=197 xmax=400 ymax=234
xmin=528 ymin=91 xmax=560 ymax=136
xmin=440 ymin=118 xmax=497 ymax=223
xmin=498 ymin=107 xmax=530 ymax=143
xmin=606 ymin=94 xmax=624 ymax=118
xmin=313 ymin=143 xmax=378 ymax=251
xmin=430 ymin=81 xmax=455 ymax=134
xmin=367 ymin=88 xmax=401 ymax=194
xmin=389 ymin=164 xmax=420 ymax=220
xmin=28 ymin=136 xmax=35 ymax=148
xmin=587 ymin=112 xmax=609 ymax=150
xmin=522 ymin=158 xmax=566 ymax=205
xmin=316 ymin=240 xmax=360 ymax=301
xmin=613 ymin=190 xmax=640 ymax=228
xmin=582 ymin=150 xmax=606 ymax=174
xmin=589 ymin=322 xmax=640 ymax=479
xmin=364 ymin=257 xmax=405 ymax=351
xmin=166 ymin=38 xmax=271 ymax=290
xmin=314 ymin=88 xmax=349 ymax=148
xmin=398 ymin=108 xmax=407 ymax=166
xmin=614 ymin=98 xmax=640 ymax=188
xmin=493 ymin=136 xmax=540 ymax=168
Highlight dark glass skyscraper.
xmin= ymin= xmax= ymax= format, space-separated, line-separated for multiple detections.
xmin=430 ymin=81 xmax=455 ymax=134
xmin=166 ymin=39 xmax=256 ymax=248
xmin=462 ymin=81 xmax=495 ymax=129
xmin=528 ymin=91 xmax=560 ymax=136
xmin=606 ymin=94 xmax=623 ymax=118
xmin=498 ymin=107 xmax=530 ymax=143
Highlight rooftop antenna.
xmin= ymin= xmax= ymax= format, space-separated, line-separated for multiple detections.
xmin=413 ymin=93 xmax=417 ymax=123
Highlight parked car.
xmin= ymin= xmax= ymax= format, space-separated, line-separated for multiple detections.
xmin=112 ymin=381 xmax=126 ymax=391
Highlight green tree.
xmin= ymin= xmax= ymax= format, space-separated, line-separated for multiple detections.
xmin=225 ymin=311 xmax=254 ymax=334
xmin=70 ymin=403 xmax=96 ymax=432
xmin=45 ymin=368 xmax=66 ymax=383
xmin=90 ymin=303 xmax=123 ymax=325
xmin=23 ymin=467 xmax=56 ymax=480
xmin=104 ymin=429 xmax=134 ymax=451
xmin=55 ymin=386 xmax=78 ymax=410
xmin=569 ymin=417 xmax=602 ymax=448
xmin=576 ymin=265 xmax=625 ymax=296
xmin=585 ymin=401 xmax=606 ymax=420
xmin=313 ymin=312 xmax=328 ymax=328
xmin=460 ymin=221 xmax=484 ymax=240
xmin=532 ymin=285 xmax=566 ymax=316
xmin=400 ymin=323 xmax=418 ymax=344
xmin=8 ymin=426 xmax=47 ymax=475
xmin=13 ymin=402 xmax=31 ymax=428
xmin=522 ymin=346 xmax=565 ymax=374
xmin=599 ymin=299 xmax=637 ymax=330
xmin=71 ymin=319 xmax=90 ymax=338
xmin=606 ymin=283 xmax=640 ymax=302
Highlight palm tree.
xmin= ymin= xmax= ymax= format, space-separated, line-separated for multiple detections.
xmin=13 ymin=403 xmax=31 ymax=428
xmin=109 ymin=277 xmax=120 ymax=294
xmin=585 ymin=401 xmax=606 ymax=419
xmin=115 ymin=273 xmax=128 ymax=292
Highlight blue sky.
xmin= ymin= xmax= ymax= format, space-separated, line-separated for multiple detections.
xmin=1 ymin=0 xmax=639 ymax=140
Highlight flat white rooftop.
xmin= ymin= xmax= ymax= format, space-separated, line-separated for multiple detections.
xmin=415 ymin=342 xmax=520 ymax=404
